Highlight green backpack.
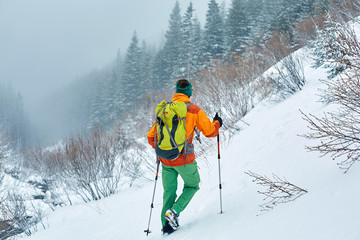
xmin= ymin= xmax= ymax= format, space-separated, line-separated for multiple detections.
xmin=154 ymin=100 xmax=192 ymax=160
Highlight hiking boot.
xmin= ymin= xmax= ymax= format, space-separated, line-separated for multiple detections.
xmin=164 ymin=209 xmax=179 ymax=230
xmin=162 ymin=220 xmax=175 ymax=235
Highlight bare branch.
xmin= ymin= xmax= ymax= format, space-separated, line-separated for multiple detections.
xmin=245 ymin=171 xmax=308 ymax=212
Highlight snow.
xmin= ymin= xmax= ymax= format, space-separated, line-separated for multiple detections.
xmin=25 ymin=52 xmax=360 ymax=240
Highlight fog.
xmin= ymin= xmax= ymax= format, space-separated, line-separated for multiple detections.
xmin=0 ymin=0 xmax=211 ymax=115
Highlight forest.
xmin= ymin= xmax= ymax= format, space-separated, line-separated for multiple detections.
xmin=1 ymin=0 xmax=348 ymax=146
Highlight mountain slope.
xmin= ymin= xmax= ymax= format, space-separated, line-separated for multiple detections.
xmin=27 ymin=50 xmax=360 ymax=240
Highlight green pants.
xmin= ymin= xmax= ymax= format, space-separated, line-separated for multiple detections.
xmin=161 ymin=161 xmax=200 ymax=227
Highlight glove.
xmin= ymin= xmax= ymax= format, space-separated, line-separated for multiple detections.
xmin=213 ymin=113 xmax=223 ymax=127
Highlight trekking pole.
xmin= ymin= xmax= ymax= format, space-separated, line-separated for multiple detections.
xmin=217 ymin=113 xmax=223 ymax=214
xmin=144 ymin=158 xmax=161 ymax=236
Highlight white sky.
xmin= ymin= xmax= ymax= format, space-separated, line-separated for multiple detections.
xmin=0 ymin=0 xmax=215 ymax=110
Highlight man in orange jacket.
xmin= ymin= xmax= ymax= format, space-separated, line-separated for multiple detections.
xmin=147 ymin=79 xmax=222 ymax=234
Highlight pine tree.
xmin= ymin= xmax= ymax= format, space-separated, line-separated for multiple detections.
xmin=0 ymin=83 xmax=29 ymax=147
xmin=313 ymin=0 xmax=331 ymax=13
xmin=123 ymin=32 xmax=141 ymax=88
xmin=114 ymin=49 xmax=124 ymax=81
xmin=250 ymin=0 xmax=272 ymax=45
xmin=88 ymin=80 xmax=107 ymax=128
xmin=113 ymin=49 xmax=125 ymax=115
xmin=160 ymin=1 xmax=183 ymax=85
xmin=273 ymin=0 xmax=293 ymax=32
xmin=311 ymin=16 xmax=351 ymax=79
xmin=245 ymin=0 xmax=266 ymax=46
xmin=172 ymin=2 xmax=195 ymax=79
xmin=88 ymin=65 xmax=124 ymax=129
xmin=139 ymin=40 xmax=154 ymax=91
xmin=219 ymin=0 xmax=227 ymax=22
xmin=122 ymin=31 xmax=142 ymax=104
xmin=151 ymin=48 xmax=167 ymax=90
xmin=203 ymin=0 xmax=225 ymax=61
xmin=191 ymin=18 xmax=203 ymax=73
xmin=172 ymin=2 xmax=203 ymax=80
xmin=297 ymin=0 xmax=316 ymax=21
xmin=225 ymin=0 xmax=250 ymax=54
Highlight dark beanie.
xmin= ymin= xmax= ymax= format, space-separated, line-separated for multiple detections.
xmin=175 ymin=79 xmax=193 ymax=97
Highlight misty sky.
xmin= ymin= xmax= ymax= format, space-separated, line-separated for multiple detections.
xmin=0 ymin=0 xmax=214 ymax=113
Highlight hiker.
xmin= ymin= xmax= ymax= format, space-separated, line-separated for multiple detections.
xmin=147 ymin=79 xmax=223 ymax=234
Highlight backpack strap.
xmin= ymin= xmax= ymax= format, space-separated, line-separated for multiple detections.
xmin=154 ymin=101 xmax=166 ymax=152
xmin=181 ymin=103 xmax=196 ymax=165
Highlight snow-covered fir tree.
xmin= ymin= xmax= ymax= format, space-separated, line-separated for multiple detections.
xmin=0 ymin=83 xmax=29 ymax=147
xmin=172 ymin=2 xmax=195 ymax=79
xmin=88 ymin=80 xmax=106 ymax=128
xmin=122 ymin=31 xmax=142 ymax=105
xmin=152 ymin=1 xmax=183 ymax=87
xmin=172 ymin=2 xmax=203 ymax=80
xmin=225 ymin=0 xmax=251 ymax=54
xmin=190 ymin=18 xmax=204 ymax=74
xmin=245 ymin=0 xmax=261 ymax=38
xmin=311 ymin=16 xmax=352 ymax=79
xmin=203 ymin=0 xmax=225 ymax=61
xmin=151 ymin=48 xmax=168 ymax=90
xmin=139 ymin=40 xmax=154 ymax=92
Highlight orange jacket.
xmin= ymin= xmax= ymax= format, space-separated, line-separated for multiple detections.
xmin=147 ymin=93 xmax=220 ymax=166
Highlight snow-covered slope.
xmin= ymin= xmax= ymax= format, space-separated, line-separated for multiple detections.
xmin=26 ymin=52 xmax=360 ymax=240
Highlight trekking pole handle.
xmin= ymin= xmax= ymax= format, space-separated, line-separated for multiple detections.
xmin=216 ymin=112 xmax=221 ymax=156
xmin=216 ymin=112 xmax=220 ymax=157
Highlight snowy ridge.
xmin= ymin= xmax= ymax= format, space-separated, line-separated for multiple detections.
xmin=26 ymin=52 xmax=360 ymax=240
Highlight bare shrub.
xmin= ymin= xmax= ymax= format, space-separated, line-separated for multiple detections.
xmin=0 ymin=192 xmax=45 ymax=238
xmin=245 ymin=171 xmax=308 ymax=213
xmin=0 ymin=131 xmax=10 ymax=206
xmin=194 ymin=56 xmax=259 ymax=132
xmin=302 ymin=19 xmax=360 ymax=173
xmin=265 ymin=31 xmax=294 ymax=63
xmin=264 ymin=32 xmax=306 ymax=100
xmin=301 ymin=72 xmax=360 ymax=173
xmin=0 ymin=161 xmax=4 ymax=198
xmin=271 ymin=52 xmax=306 ymax=99
xmin=24 ymin=146 xmax=73 ymax=207
xmin=25 ymin=125 xmax=130 ymax=204
xmin=57 ymin=127 xmax=125 ymax=202
xmin=295 ymin=16 xmax=326 ymax=45
xmin=253 ymin=76 xmax=273 ymax=101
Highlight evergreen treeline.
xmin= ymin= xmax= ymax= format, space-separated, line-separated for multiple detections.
xmin=38 ymin=0 xmax=348 ymax=141
xmin=0 ymin=83 xmax=29 ymax=147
